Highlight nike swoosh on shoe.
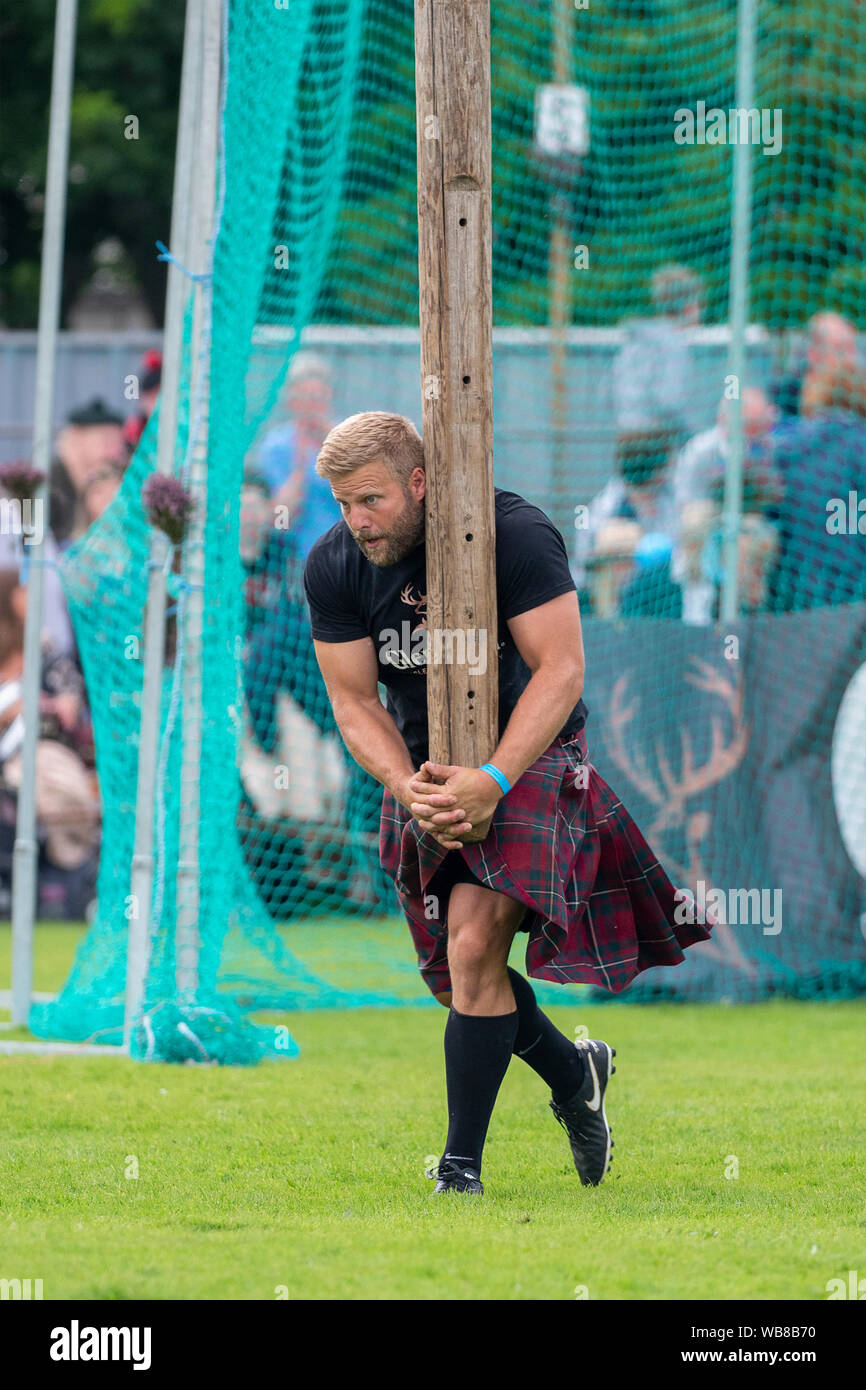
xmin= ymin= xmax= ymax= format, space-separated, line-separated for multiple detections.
xmin=549 ymin=1039 xmax=616 ymax=1186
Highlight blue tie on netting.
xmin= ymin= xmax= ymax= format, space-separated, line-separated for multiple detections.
xmin=155 ymin=240 xmax=213 ymax=285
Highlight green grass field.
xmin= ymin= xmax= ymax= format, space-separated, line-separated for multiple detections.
xmin=1 ymin=922 xmax=864 ymax=1300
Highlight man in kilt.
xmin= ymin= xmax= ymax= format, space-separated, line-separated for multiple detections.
xmin=303 ymin=411 xmax=712 ymax=1195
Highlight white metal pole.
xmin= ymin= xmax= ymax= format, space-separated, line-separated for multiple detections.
xmin=11 ymin=0 xmax=78 ymax=1028
xmin=175 ymin=0 xmax=223 ymax=1004
xmin=720 ymin=0 xmax=756 ymax=623
xmin=549 ymin=0 xmax=576 ymax=542
xmin=124 ymin=0 xmax=205 ymax=1051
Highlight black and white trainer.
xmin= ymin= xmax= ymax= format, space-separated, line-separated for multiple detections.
xmin=549 ymin=1039 xmax=616 ymax=1186
xmin=428 ymin=1158 xmax=484 ymax=1195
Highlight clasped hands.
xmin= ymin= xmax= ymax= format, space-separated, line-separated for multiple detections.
xmin=405 ymin=761 xmax=502 ymax=849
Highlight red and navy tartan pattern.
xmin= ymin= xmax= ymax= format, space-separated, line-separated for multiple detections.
xmin=379 ymin=729 xmax=712 ymax=998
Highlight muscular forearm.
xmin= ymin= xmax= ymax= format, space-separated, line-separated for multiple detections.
xmin=487 ymin=662 xmax=583 ymax=789
xmin=332 ymin=694 xmax=416 ymax=809
xmin=405 ymin=662 xmax=583 ymax=848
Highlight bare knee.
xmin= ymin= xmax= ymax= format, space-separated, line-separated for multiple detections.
xmin=447 ymin=919 xmax=512 ymax=1011
xmin=447 ymin=921 xmax=500 ymax=973
xmin=441 ymin=884 xmax=525 ymax=1012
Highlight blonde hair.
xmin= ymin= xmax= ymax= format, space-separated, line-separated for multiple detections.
xmin=315 ymin=411 xmax=424 ymax=486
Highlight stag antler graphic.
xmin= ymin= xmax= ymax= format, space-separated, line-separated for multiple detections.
xmin=606 ymin=658 xmax=754 ymax=975
xmin=608 ymin=660 xmax=749 ymax=841
xmin=399 ymin=583 xmax=428 ymax=626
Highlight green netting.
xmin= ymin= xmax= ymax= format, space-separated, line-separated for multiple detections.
xmin=30 ymin=0 xmax=866 ymax=1057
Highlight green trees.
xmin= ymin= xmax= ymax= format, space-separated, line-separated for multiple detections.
xmin=0 ymin=0 xmax=183 ymax=327
xmin=3 ymin=0 xmax=863 ymax=330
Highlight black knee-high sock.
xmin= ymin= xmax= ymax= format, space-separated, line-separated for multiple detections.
xmin=507 ymin=967 xmax=585 ymax=1103
xmin=442 ymin=1006 xmax=519 ymax=1175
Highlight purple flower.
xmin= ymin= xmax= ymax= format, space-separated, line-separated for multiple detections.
xmin=0 ymin=461 xmax=46 ymax=503
xmin=142 ymin=473 xmax=194 ymax=546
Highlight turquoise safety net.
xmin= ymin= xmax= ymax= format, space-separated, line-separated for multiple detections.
xmin=29 ymin=0 xmax=866 ymax=1057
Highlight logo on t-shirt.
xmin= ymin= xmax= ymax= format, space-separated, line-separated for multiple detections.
xmin=399 ymin=583 xmax=428 ymax=626
xmin=378 ymin=583 xmax=489 ymax=675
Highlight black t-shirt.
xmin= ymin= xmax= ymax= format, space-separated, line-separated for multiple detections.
xmin=302 ymin=488 xmax=588 ymax=769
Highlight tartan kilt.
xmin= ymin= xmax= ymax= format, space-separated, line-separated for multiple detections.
xmin=378 ymin=729 xmax=712 ymax=998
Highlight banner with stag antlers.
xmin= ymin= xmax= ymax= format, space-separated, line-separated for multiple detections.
xmin=580 ymin=604 xmax=866 ymax=1001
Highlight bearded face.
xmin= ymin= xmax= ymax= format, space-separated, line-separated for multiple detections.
xmin=331 ymin=460 xmax=426 ymax=568
xmin=350 ymin=488 xmax=425 ymax=567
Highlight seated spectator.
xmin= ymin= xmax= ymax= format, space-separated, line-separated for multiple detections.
xmin=51 ymin=397 xmax=127 ymax=544
xmin=771 ymin=311 xmax=858 ymax=422
xmin=240 ymin=467 xmax=301 ymax=637
xmin=0 ymin=462 xmax=75 ymax=657
xmin=256 ymin=351 xmax=342 ymax=559
xmin=242 ymin=538 xmax=336 ymax=765
xmin=240 ymin=530 xmax=385 ymax=914
xmin=671 ymin=390 xmax=783 ymax=621
xmin=79 ymin=465 xmax=124 ymax=530
xmin=0 ymin=569 xmax=99 ymax=919
xmin=620 ymin=533 xmax=685 ymax=619
xmin=584 ymin=519 xmax=642 ymax=618
xmin=582 ymin=430 xmax=781 ymax=625
xmin=671 ymin=387 xmax=778 ymax=514
xmin=769 ymin=363 xmax=866 ymax=612
xmin=0 ymin=569 xmax=94 ymax=765
xmin=575 ymin=428 xmax=677 ymax=610
xmin=678 ymin=505 xmax=779 ymax=622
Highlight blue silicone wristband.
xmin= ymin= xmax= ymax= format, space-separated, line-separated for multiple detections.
xmin=478 ymin=762 xmax=511 ymax=796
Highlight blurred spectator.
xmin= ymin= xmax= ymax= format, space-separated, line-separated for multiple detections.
xmin=122 ymin=349 xmax=162 ymax=456
xmin=583 ymin=518 xmax=642 ymax=618
xmin=0 ymin=570 xmax=93 ymax=765
xmin=772 ymin=311 xmax=858 ymax=421
xmin=769 ymin=363 xmax=866 ymax=612
xmin=576 ymin=428 xmax=678 ymax=615
xmin=240 ymin=471 xmax=273 ymax=572
xmin=51 ymin=397 xmax=127 ymax=544
xmin=0 ymin=569 xmax=99 ymax=918
xmin=240 ymin=467 xmax=297 ymax=635
xmin=676 ymin=504 xmax=780 ymax=623
xmin=612 ymin=263 xmax=703 ymax=448
xmin=670 ymin=387 xmax=782 ymax=621
xmin=671 ymin=388 xmax=778 ymax=513
xmin=242 ymin=543 xmax=329 ymax=764
xmin=578 ymin=417 xmax=783 ymax=623
xmin=239 ymin=515 xmax=385 ymax=911
xmin=0 ymin=466 xmax=75 ymax=657
xmin=79 ymin=465 xmax=124 ymax=530
xmin=256 ymin=351 xmax=341 ymax=558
